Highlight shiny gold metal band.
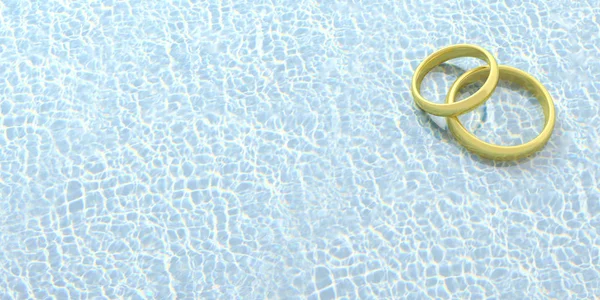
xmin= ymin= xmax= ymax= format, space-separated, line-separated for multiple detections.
xmin=411 ymin=44 xmax=499 ymax=117
xmin=446 ymin=65 xmax=556 ymax=161
xmin=411 ymin=44 xmax=556 ymax=161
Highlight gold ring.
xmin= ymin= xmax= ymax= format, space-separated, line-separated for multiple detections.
xmin=446 ymin=65 xmax=556 ymax=161
xmin=411 ymin=44 xmax=499 ymax=117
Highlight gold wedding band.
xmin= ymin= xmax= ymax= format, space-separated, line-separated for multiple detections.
xmin=411 ymin=44 xmax=499 ymax=117
xmin=411 ymin=44 xmax=556 ymax=161
xmin=446 ymin=65 xmax=556 ymax=161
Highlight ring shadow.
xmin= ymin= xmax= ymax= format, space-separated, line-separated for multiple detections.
xmin=413 ymin=63 xmax=555 ymax=167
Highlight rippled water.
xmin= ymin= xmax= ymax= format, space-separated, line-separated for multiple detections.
xmin=1 ymin=1 xmax=599 ymax=299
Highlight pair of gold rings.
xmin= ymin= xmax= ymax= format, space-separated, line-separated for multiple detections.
xmin=411 ymin=44 xmax=556 ymax=161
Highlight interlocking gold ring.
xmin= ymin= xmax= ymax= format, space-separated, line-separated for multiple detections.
xmin=411 ymin=44 xmax=556 ymax=161
xmin=446 ymin=65 xmax=556 ymax=161
xmin=411 ymin=44 xmax=499 ymax=117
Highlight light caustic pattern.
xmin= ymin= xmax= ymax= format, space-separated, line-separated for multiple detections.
xmin=0 ymin=0 xmax=599 ymax=299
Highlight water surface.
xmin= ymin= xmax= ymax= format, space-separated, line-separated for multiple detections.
xmin=0 ymin=1 xmax=599 ymax=299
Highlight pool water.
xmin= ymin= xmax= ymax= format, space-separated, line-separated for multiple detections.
xmin=1 ymin=1 xmax=599 ymax=299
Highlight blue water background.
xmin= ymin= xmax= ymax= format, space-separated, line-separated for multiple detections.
xmin=0 ymin=1 xmax=599 ymax=299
